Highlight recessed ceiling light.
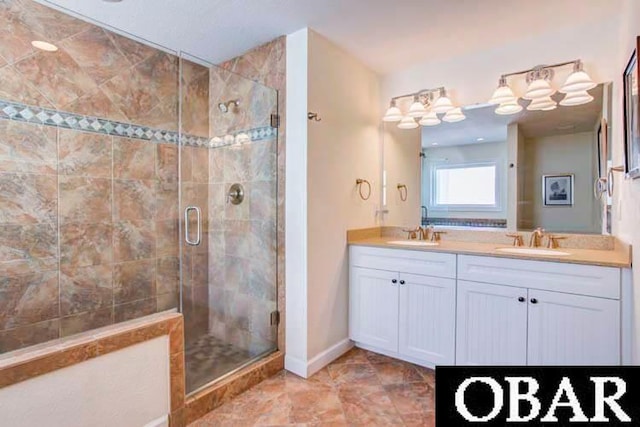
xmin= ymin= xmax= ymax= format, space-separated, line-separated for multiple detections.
xmin=102 ymin=0 xmax=123 ymax=2
xmin=431 ymin=142 xmax=439 ymax=146
xmin=31 ymin=41 xmax=58 ymax=52
xmin=477 ymin=137 xmax=485 ymax=142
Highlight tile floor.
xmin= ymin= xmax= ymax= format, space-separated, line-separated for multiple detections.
xmin=189 ymin=347 xmax=435 ymax=426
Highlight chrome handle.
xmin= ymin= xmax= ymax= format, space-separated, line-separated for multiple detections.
xmin=184 ymin=206 xmax=201 ymax=246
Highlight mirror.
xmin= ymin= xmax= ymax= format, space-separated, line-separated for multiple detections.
xmin=383 ymin=83 xmax=612 ymax=235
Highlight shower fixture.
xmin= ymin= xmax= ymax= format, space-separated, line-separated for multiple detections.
xmin=218 ymin=99 xmax=240 ymax=113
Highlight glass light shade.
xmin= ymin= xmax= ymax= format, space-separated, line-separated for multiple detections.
xmin=559 ymin=90 xmax=594 ymax=106
xmin=407 ymin=101 xmax=427 ymax=118
xmin=495 ymin=100 xmax=523 ymax=115
xmin=523 ymin=78 xmax=554 ymax=100
xmin=527 ymin=96 xmax=557 ymax=111
xmin=560 ymin=70 xmax=596 ymax=93
xmin=419 ymin=111 xmax=441 ymax=126
xmin=383 ymin=106 xmax=403 ymax=122
xmin=442 ymin=107 xmax=466 ymax=123
xmin=489 ymin=85 xmax=516 ymax=104
xmin=397 ymin=116 xmax=419 ymax=129
xmin=432 ymin=95 xmax=454 ymax=113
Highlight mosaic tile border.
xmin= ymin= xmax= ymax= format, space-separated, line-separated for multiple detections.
xmin=0 ymin=99 xmax=276 ymax=148
xmin=422 ymin=217 xmax=508 ymax=228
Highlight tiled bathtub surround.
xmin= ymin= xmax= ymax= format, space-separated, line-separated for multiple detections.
xmin=0 ymin=119 xmax=182 ymax=352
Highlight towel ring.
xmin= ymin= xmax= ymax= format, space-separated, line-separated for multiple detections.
xmin=356 ymin=179 xmax=371 ymax=200
xmin=397 ymin=184 xmax=408 ymax=202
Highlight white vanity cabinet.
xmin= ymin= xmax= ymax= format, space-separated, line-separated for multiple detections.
xmin=349 ymin=246 xmax=625 ymax=368
xmin=457 ymin=255 xmax=621 ymax=366
xmin=349 ymin=246 xmax=457 ymax=367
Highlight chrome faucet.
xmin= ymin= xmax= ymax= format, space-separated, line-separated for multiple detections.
xmin=529 ymin=227 xmax=545 ymax=247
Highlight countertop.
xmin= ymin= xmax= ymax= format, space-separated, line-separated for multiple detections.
xmin=348 ymin=237 xmax=632 ymax=268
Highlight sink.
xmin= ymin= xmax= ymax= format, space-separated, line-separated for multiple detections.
xmin=387 ymin=240 xmax=439 ymax=247
xmin=496 ymin=247 xmax=570 ymax=256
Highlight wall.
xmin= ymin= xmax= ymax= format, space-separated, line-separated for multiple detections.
xmin=422 ymin=141 xmax=508 ymax=220
xmin=0 ymin=0 xmax=218 ymax=353
xmin=616 ymin=0 xmax=640 ymax=364
xmin=520 ymin=131 xmax=600 ymax=233
xmin=383 ymin=125 xmax=421 ymax=227
xmin=0 ymin=336 xmax=170 ymax=427
xmin=285 ymin=28 xmax=382 ymax=375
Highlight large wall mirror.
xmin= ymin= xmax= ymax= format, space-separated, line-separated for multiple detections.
xmin=383 ymin=82 xmax=613 ymax=235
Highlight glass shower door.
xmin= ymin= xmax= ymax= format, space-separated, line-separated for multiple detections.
xmin=179 ymin=54 xmax=279 ymax=394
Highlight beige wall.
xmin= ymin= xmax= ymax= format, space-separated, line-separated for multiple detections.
xmin=520 ymin=132 xmax=600 ymax=233
xmin=306 ymin=30 xmax=382 ymax=359
xmin=383 ymin=125 xmax=421 ymax=227
xmin=422 ymin=141 xmax=508 ymax=220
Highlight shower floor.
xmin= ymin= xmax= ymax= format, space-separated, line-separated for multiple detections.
xmin=185 ymin=334 xmax=271 ymax=393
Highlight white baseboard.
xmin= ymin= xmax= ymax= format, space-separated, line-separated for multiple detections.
xmin=284 ymin=354 xmax=308 ymax=378
xmin=285 ymin=339 xmax=354 ymax=379
xmin=143 ymin=415 xmax=168 ymax=427
xmin=307 ymin=338 xmax=353 ymax=377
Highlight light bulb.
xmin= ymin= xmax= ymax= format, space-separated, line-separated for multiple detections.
xmin=523 ymin=78 xmax=554 ymax=100
xmin=432 ymin=95 xmax=454 ymax=114
xmin=383 ymin=105 xmax=403 ymax=122
xmin=489 ymin=84 xmax=516 ymax=105
xmin=527 ymin=96 xmax=557 ymax=111
xmin=560 ymin=70 xmax=596 ymax=93
xmin=442 ymin=107 xmax=466 ymax=123
xmin=559 ymin=90 xmax=594 ymax=106
xmin=407 ymin=101 xmax=427 ymax=118
xmin=495 ymin=100 xmax=523 ymax=115
xmin=397 ymin=116 xmax=419 ymax=129
xmin=419 ymin=111 xmax=441 ymax=127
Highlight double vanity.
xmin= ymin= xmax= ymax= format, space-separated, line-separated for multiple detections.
xmin=348 ymin=227 xmax=632 ymax=368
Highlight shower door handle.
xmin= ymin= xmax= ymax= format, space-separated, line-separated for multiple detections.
xmin=184 ymin=206 xmax=201 ymax=246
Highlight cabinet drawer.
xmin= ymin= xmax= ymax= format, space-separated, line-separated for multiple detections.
xmin=350 ymin=246 xmax=456 ymax=279
xmin=458 ymin=255 xmax=620 ymax=299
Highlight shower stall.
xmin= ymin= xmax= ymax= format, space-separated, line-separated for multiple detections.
xmin=178 ymin=54 xmax=279 ymax=393
xmin=0 ymin=0 xmax=279 ymax=396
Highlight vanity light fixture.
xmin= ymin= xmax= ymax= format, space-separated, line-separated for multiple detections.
xmin=397 ymin=116 xmax=419 ymax=129
xmin=383 ymin=86 xmax=463 ymax=130
xmin=490 ymin=59 xmax=595 ymax=114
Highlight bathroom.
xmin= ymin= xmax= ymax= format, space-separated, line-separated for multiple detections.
xmin=0 ymin=0 xmax=639 ymax=426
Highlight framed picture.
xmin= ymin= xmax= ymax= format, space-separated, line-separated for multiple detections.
xmin=623 ymin=37 xmax=640 ymax=179
xmin=543 ymin=174 xmax=574 ymax=207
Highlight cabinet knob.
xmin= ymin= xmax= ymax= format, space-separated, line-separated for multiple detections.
xmin=518 ymin=297 xmax=525 ymax=302
xmin=399 ymin=280 xmax=406 ymax=285
xmin=391 ymin=279 xmax=397 ymax=284
xmin=530 ymin=298 xmax=538 ymax=304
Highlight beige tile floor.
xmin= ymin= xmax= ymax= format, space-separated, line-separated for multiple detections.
xmin=189 ymin=347 xmax=435 ymax=426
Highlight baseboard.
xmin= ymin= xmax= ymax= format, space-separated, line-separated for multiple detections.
xmin=143 ymin=415 xmax=168 ymax=427
xmin=284 ymin=354 xmax=308 ymax=378
xmin=307 ymin=338 xmax=354 ymax=377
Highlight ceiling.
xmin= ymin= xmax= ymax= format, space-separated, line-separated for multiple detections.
xmin=39 ymin=0 xmax=621 ymax=74
xmin=421 ymin=84 xmax=605 ymax=148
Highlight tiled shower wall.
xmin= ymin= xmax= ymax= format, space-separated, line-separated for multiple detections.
xmin=0 ymin=0 xmax=208 ymax=353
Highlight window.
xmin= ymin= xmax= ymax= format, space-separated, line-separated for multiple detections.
xmin=431 ymin=162 xmax=499 ymax=210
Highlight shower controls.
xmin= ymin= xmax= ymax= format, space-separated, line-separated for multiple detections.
xmin=184 ymin=206 xmax=202 ymax=246
xmin=227 ymin=183 xmax=245 ymax=205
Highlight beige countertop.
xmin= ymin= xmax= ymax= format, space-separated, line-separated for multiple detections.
xmin=348 ymin=237 xmax=632 ymax=268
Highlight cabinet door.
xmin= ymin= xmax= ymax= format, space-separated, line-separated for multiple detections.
xmin=399 ymin=273 xmax=456 ymax=366
xmin=350 ymin=267 xmax=399 ymax=353
xmin=527 ymin=290 xmax=620 ymax=365
xmin=456 ymin=280 xmax=528 ymax=365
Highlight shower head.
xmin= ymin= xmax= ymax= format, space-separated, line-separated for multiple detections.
xmin=218 ymin=99 xmax=240 ymax=113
